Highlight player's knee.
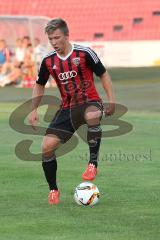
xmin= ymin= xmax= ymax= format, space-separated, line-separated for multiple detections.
xmin=41 ymin=142 xmax=51 ymax=155
xmin=41 ymin=135 xmax=60 ymax=157
xmin=85 ymin=111 xmax=101 ymax=126
xmin=85 ymin=107 xmax=102 ymax=125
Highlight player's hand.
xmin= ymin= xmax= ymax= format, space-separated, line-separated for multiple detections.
xmin=28 ymin=110 xmax=39 ymax=130
xmin=104 ymin=103 xmax=115 ymax=116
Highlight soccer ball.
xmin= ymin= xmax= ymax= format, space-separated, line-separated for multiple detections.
xmin=74 ymin=182 xmax=100 ymax=206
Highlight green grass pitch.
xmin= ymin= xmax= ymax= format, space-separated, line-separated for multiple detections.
xmin=0 ymin=67 xmax=160 ymax=240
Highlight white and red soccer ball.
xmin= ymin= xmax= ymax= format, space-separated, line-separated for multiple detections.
xmin=74 ymin=182 xmax=100 ymax=206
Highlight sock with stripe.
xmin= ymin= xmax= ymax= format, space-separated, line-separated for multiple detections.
xmin=87 ymin=124 xmax=102 ymax=168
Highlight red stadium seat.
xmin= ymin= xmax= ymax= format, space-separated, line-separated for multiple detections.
xmin=0 ymin=0 xmax=160 ymax=40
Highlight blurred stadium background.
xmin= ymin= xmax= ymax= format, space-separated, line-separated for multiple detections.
xmin=0 ymin=0 xmax=160 ymax=68
xmin=0 ymin=1 xmax=160 ymax=240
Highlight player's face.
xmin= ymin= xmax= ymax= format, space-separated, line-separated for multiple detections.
xmin=48 ymin=29 xmax=69 ymax=54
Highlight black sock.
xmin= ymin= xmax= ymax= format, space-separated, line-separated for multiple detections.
xmin=87 ymin=125 xmax=102 ymax=168
xmin=42 ymin=155 xmax=58 ymax=190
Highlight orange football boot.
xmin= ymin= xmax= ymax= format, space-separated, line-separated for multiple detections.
xmin=48 ymin=190 xmax=60 ymax=205
xmin=82 ymin=163 xmax=97 ymax=181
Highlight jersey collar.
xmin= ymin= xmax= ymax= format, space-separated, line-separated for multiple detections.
xmin=56 ymin=44 xmax=74 ymax=61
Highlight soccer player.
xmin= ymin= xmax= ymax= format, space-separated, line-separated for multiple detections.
xmin=28 ymin=18 xmax=115 ymax=205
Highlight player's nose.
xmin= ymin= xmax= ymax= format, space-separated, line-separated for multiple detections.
xmin=50 ymin=40 xmax=57 ymax=47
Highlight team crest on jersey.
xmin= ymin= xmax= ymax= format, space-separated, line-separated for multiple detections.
xmin=72 ymin=57 xmax=80 ymax=66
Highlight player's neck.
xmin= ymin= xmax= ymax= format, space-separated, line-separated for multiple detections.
xmin=58 ymin=42 xmax=72 ymax=58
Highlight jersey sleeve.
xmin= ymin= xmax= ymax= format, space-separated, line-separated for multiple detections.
xmin=36 ymin=58 xmax=50 ymax=85
xmin=86 ymin=48 xmax=106 ymax=76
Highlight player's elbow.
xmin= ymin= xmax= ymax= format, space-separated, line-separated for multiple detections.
xmin=100 ymin=71 xmax=112 ymax=83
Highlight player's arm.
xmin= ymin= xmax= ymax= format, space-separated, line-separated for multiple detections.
xmin=28 ymin=58 xmax=50 ymax=129
xmin=86 ymin=48 xmax=115 ymax=116
xmin=100 ymin=71 xmax=115 ymax=116
xmin=28 ymin=84 xmax=45 ymax=129
xmin=31 ymin=83 xmax=46 ymax=111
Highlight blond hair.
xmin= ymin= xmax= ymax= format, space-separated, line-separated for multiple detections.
xmin=45 ymin=18 xmax=69 ymax=35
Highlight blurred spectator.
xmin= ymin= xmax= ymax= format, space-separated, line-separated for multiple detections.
xmin=22 ymin=44 xmax=36 ymax=80
xmin=22 ymin=36 xmax=31 ymax=48
xmin=0 ymin=36 xmax=52 ymax=88
xmin=34 ymin=38 xmax=46 ymax=67
xmin=0 ymin=39 xmax=11 ymax=75
xmin=0 ymin=39 xmax=10 ymax=65
xmin=0 ymin=68 xmax=21 ymax=87
xmin=14 ymin=38 xmax=25 ymax=68
xmin=0 ymin=37 xmax=33 ymax=87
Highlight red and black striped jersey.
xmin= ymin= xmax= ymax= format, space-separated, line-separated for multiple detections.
xmin=36 ymin=44 xmax=106 ymax=108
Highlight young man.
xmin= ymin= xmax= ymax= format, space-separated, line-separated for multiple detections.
xmin=28 ymin=18 xmax=115 ymax=205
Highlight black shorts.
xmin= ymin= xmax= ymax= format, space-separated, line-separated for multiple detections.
xmin=45 ymin=101 xmax=103 ymax=143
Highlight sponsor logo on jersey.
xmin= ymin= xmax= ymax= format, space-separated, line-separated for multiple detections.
xmin=58 ymin=70 xmax=77 ymax=84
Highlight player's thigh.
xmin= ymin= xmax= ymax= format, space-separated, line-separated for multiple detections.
xmin=42 ymin=134 xmax=61 ymax=154
xmin=84 ymin=105 xmax=102 ymax=126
